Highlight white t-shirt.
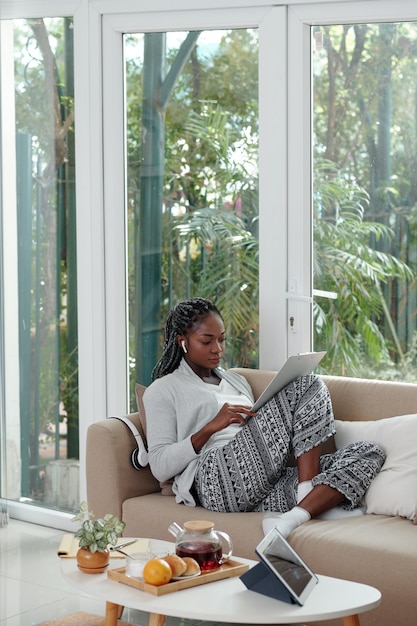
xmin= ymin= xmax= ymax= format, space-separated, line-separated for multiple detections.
xmin=203 ymin=378 xmax=253 ymax=450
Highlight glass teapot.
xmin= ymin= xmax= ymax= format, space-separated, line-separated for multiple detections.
xmin=168 ymin=520 xmax=233 ymax=572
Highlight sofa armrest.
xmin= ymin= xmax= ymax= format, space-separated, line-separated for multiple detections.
xmin=86 ymin=413 xmax=160 ymax=520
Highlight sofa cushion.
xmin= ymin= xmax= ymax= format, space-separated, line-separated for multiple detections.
xmin=135 ymin=383 xmax=174 ymax=496
xmin=334 ymin=414 xmax=417 ymax=521
xmin=290 ymin=514 xmax=417 ymax=626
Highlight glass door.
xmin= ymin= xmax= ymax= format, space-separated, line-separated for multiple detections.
xmin=102 ymin=7 xmax=288 ymax=413
xmin=312 ymin=19 xmax=417 ymax=379
xmin=0 ymin=17 xmax=78 ymax=516
xmin=124 ymin=28 xmax=259 ymax=399
xmin=289 ymin=1 xmax=417 ymax=381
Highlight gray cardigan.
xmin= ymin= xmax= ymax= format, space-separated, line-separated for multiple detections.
xmin=143 ymin=359 xmax=254 ymax=506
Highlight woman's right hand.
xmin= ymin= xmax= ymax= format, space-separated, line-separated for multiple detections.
xmin=191 ymin=403 xmax=256 ymax=453
xmin=211 ymin=402 xmax=256 ymax=429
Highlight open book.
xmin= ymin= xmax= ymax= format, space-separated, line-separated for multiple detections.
xmin=251 ymin=351 xmax=326 ymax=412
xmin=57 ymin=534 xmax=150 ymax=558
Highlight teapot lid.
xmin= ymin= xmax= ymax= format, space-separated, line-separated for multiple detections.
xmin=183 ymin=520 xmax=215 ymax=533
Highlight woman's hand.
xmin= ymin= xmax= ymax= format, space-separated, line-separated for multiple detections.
xmin=191 ymin=403 xmax=256 ymax=453
xmin=212 ymin=402 xmax=256 ymax=429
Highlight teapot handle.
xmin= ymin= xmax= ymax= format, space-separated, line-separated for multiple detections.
xmin=217 ymin=530 xmax=233 ymax=561
xmin=168 ymin=522 xmax=183 ymax=538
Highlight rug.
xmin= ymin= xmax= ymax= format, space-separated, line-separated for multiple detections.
xmin=37 ymin=611 xmax=135 ymax=626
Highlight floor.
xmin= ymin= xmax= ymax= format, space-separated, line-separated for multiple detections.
xmin=0 ymin=518 xmax=194 ymax=626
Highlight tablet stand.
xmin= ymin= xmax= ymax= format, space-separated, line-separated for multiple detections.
xmin=240 ymin=562 xmax=296 ymax=604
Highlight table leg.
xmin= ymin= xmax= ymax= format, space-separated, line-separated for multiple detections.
xmin=105 ymin=601 xmax=124 ymax=626
xmin=343 ymin=615 xmax=360 ymax=626
xmin=149 ymin=612 xmax=166 ymax=626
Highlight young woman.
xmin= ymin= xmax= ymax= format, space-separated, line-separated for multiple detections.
xmin=144 ymin=297 xmax=385 ymax=537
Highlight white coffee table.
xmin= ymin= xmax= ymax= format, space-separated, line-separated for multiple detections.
xmin=60 ymin=539 xmax=381 ymax=626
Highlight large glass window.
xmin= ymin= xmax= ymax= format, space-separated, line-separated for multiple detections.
xmin=0 ymin=17 xmax=78 ymax=513
xmin=124 ymin=29 xmax=259 ymax=396
xmin=312 ymin=20 xmax=417 ymax=380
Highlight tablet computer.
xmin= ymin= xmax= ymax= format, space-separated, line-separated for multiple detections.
xmin=255 ymin=527 xmax=318 ymax=605
xmin=251 ymin=351 xmax=326 ymax=412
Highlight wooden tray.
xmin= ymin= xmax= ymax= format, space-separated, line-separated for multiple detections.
xmin=108 ymin=558 xmax=249 ymax=596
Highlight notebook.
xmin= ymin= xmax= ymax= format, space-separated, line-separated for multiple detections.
xmin=251 ymin=351 xmax=326 ymax=412
xmin=57 ymin=534 xmax=149 ymax=558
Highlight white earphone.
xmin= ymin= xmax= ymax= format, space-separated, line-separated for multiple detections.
xmin=181 ymin=340 xmax=188 ymax=353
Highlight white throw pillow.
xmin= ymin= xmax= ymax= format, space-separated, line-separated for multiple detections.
xmin=334 ymin=414 xmax=417 ymax=521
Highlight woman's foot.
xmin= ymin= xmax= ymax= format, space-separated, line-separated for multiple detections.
xmin=262 ymin=506 xmax=311 ymax=538
xmin=263 ymin=504 xmax=365 ymax=537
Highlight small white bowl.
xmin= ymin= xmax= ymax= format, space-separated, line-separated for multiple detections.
xmin=125 ymin=551 xmax=156 ymax=578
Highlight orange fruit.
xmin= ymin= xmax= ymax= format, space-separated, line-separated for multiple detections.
xmin=143 ymin=558 xmax=172 ymax=586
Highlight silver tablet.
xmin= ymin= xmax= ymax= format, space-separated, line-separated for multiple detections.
xmin=251 ymin=351 xmax=326 ymax=412
xmin=255 ymin=527 xmax=318 ymax=605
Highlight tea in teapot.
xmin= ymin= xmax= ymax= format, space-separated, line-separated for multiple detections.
xmin=168 ymin=520 xmax=233 ymax=572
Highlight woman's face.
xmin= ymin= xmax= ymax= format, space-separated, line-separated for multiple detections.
xmin=179 ymin=312 xmax=226 ymax=377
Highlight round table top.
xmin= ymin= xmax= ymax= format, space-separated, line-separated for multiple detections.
xmin=60 ymin=539 xmax=381 ymax=624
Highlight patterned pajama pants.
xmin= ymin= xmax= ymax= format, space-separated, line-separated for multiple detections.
xmin=194 ymin=374 xmax=385 ymax=513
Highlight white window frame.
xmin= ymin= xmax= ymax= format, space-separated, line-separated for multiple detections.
xmin=287 ymin=0 xmax=417 ymax=356
xmin=101 ymin=5 xmax=289 ymax=415
xmin=0 ymin=1 xmax=89 ymax=529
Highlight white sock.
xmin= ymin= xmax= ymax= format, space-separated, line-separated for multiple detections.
xmin=262 ymin=506 xmax=311 ymax=538
xmin=297 ymin=480 xmax=313 ymax=504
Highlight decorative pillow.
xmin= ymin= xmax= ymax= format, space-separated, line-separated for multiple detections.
xmin=135 ymin=383 xmax=174 ymax=496
xmin=334 ymin=414 xmax=417 ymax=521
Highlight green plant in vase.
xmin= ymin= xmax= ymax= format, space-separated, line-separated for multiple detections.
xmin=72 ymin=501 xmax=125 ymax=573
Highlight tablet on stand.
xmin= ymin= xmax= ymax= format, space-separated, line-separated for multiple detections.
xmin=240 ymin=527 xmax=318 ymax=605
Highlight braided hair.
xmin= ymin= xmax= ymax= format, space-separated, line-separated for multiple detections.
xmin=151 ymin=297 xmax=222 ymax=380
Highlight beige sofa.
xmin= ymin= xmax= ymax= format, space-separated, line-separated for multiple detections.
xmin=86 ymin=369 xmax=417 ymax=626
